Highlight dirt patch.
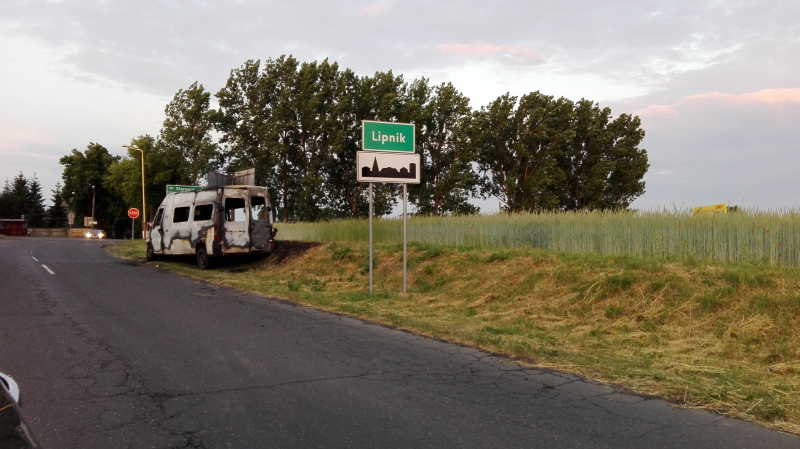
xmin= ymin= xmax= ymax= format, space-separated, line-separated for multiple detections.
xmin=269 ymin=241 xmax=322 ymax=264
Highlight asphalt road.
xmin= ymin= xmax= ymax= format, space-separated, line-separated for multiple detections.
xmin=1 ymin=237 xmax=798 ymax=449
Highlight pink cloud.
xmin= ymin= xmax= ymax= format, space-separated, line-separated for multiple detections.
xmin=359 ymin=4 xmax=384 ymax=16
xmin=635 ymin=87 xmax=800 ymax=117
xmin=689 ymin=88 xmax=800 ymax=105
xmin=634 ymin=104 xmax=677 ymax=117
xmin=434 ymin=44 xmax=542 ymax=62
xmin=0 ymin=126 xmax=55 ymax=152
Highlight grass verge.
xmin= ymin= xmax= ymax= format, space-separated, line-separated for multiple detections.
xmin=109 ymin=239 xmax=800 ymax=434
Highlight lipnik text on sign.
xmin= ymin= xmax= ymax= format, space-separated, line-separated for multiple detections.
xmin=372 ymin=131 xmax=406 ymax=144
xmin=362 ymin=121 xmax=415 ymax=152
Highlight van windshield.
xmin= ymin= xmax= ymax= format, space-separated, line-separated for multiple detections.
xmin=251 ymin=197 xmax=269 ymax=222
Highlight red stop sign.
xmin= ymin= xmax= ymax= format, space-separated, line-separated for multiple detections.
xmin=128 ymin=208 xmax=140 ymax=219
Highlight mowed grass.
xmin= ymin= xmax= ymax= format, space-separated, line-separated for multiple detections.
xmin=110 ymin=238 xmax=800 ymax=434
xmin=277 ymin=209 xmax=800 ymax=267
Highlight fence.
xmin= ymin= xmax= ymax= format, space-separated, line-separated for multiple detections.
xmin=27 ymin=228 xmax=92 ymax=238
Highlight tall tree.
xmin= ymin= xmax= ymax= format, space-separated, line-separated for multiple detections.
xmin=159 ymin=82 xmax=221 ymax=185
xmin=48 ymin=181 xmax=67 ymax=228
xmin=26 ymin=174 xmax=46 ymax=227
xmin=10 ymin=173 xmax=29 ymax=220
xmin=105 ymin=135 xmax=185 ymax=223
xmin=260 ymin=55 xmax=302 ymax=223
xmin=60 ymin=143 xmax=123 ymax=235
xmin=558 ymin=100 xmax=648 ymax=210
xmin=323 ymin=70 xmax=406 ymax=218
xmin=598 ymin=113 xmax=648 ymax=209
xmin=475 ymin=92 xmax=575 ymax=212
xmin=216 ymin=59 xmax=280 ymax=213
xmin=3 ymin=173 xmax=28 ymax=219
xmin=0 ymin=179 xmax=10 ymax=218
xmin=0 ymin=172 xmax=45 ymax=225
xmin=411 ymin=82 xmax=478 ymax=215
xmin=290 ymin=59 xmax=343 ymax=221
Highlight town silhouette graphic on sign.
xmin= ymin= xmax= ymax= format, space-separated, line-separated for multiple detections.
xmin=361 ymin=157 xmax=417 ymax=179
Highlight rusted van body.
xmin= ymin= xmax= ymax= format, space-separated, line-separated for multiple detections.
xmin=146 ymin=186 xmax=276 ymax=268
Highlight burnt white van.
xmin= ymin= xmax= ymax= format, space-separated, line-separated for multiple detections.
xmin=146 ymin=186 xmax=276 ymax=269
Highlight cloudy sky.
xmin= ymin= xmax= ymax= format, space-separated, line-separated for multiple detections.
xmin=1 ymin=0 xmax=798 ymax=211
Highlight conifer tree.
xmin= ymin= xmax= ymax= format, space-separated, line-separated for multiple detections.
xmin=26 ymin=174 xmax=46 ymax=227
xmin=49 ymin=181 xmax=67 ymax=228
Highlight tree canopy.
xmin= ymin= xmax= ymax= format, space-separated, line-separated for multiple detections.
xmin=60 ymin=143 xmax=127 ymax=236
xmin=60 ymin=55 xmax=649 ymax=226
xmin=0 ymin=172 xmax=46 ymax=226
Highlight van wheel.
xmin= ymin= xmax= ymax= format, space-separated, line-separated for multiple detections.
xmin=196 ymin=246 xmax=211 ymax=270
xmin=146 ymin=244 xmax=157 ymax=262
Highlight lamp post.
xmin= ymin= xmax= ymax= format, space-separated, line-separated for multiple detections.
xmin=69 ymin=191 xmax=74 ymax=237
xmin=123 ymin=144 xmax=147 ymax=239
xmin=91 ymin=185 xmax=96 ymax=229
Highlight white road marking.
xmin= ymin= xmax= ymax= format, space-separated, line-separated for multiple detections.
xmin=32 ymin=256 xmax=38 ymax=262
xmin=41 ymin=265 xmax=55 ymax=275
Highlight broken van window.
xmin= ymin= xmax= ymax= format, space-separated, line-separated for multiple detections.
xmin=225 ymin=198 xmax=247 ymax=222
xmin=173 ymin=207 xmax=190 ymax=223
xmin=194 ymin=204 xmax=213 ymax=221
xmin=251 ymin=197 xmax=268 ymax=222
xmin=154 ymin=209 xmax=164 ymax=226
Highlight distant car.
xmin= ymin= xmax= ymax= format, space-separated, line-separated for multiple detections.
xmin=86 ymin=229 xmax=104 ymax=239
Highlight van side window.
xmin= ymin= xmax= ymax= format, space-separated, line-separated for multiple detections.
xmin=225 ymin=198 xmax=247 ymax=222
xmin=251 ymin=197 xmax=269 ymax=222
xmin=173 ymin=207 xmax=191 ymax=223
xmin=194 ymin=204 xmax=213 ymax=221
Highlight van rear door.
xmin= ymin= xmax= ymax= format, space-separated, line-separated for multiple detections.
xmin=161 ymin=195 xmax=176 ymax=251
xmin=222 ymin=189 xmax=250 ymax=254
xmin=151 ymin=207 xmax=165 ymax=252
xmin=249 ymin=188 xmax=271 ymax=251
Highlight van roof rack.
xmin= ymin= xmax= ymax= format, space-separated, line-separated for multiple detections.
xmin=207 ymin=168 xmax=255 ymax=187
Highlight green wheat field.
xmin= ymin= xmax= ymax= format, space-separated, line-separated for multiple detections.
xmin=276 ymin=208 xmax=800 ymax=267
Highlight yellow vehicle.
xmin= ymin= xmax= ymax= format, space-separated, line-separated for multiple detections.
xmin=693 ymin=203 xmax=727 ymax=216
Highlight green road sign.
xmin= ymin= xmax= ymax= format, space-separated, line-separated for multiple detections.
xmin=362 ymin=121 xmax=415 ymax=152
xmin=167 ymin=185 xmax=202 ymax=194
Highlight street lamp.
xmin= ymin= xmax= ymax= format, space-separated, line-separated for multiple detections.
xmin=123 ymin=144 xmax=147 ymax=239
xmin=69 ymin=191 xmax=74 ymax=237
xmin=91 ymin=185 xmax=96 ymax=229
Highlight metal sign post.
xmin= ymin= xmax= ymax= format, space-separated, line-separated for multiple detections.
xmin=127 ymin=208 xmax=140 ymax=241
xmin=403 ymin=184 xmax=407 ymax=294
xmin=369 ymin=183 xmax=374 ymax=295
xmin=358 ymin=120 xmax=419 ymax=296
